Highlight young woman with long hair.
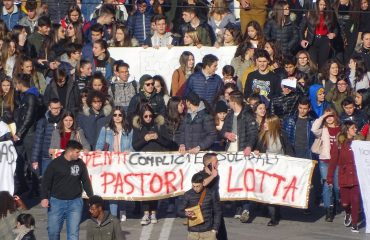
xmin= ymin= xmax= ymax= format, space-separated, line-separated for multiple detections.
xmin=13 ymin=55 xmax=47 ymax=94
xmin=0 ymin=77 xmax=15 ymax=118
xmin=300 ymin=0 xmax=338 ymax=68
xmin=110 ymin=23 xmax=138 ymax=47
xmin=264 ymin=40 xmax=283 ymax=72
xmin=264 ymin=0 xmax=299 ymax=55
xmin=347 ymin=55 xmax=369 ymax=91
xmin=183 ymin=30 xmax=202 ymax=47
xmin=96 ymin=106 xmax=133 ymax=222
xmin=311 ymin=107 xmax=341 ymax=222
xmin=327 ymin=120 xmax=363 ymax=232
xmin=254 ymin=114 xmax=293 ymax=226
xmin=153 ymin=75 xmax=170 ymax=105
xmin=252 ymin=100 xmax=267 ymax=130
xmin=231 ymin=41 xmax=255 ymax=84
xmin=60 ymin=5 xmax=84 ymax=28
xmin=132 ymin=104 xmax=172 ymax=226
xmin=319 ymin=59 xmax=342 ymax=94
xmin=243 ymin=21 xmax=265 ymax=48
xmin=325 ymin=74 xmax=353 ymax=114
xmin=66 ymin=22 xmax=84 ymax=45
xmin=208 ymin=0 xmax=236 ymax=44
xmin=49 ymin=111 xmax=90 ymax=156
xmin=171 ymin=51 xmax=195 ymax=97
xmin=1 ymin=38 xmax=17 ymax=77
xmin=296 ymin=50 xmax=318 ymax=85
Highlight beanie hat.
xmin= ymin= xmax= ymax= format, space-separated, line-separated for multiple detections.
xmin=139 ymin=74 xmax=153 ymax=88
xmin=215 ymin=100 xmax=228 ymax=113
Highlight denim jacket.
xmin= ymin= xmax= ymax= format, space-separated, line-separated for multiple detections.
xmin=95 ymin=126 xmax=133 ymax=152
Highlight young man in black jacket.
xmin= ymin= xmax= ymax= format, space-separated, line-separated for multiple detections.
xmin=41 ymin=140 xmax=93 ymax=240
xmin=181 ymin=172 xmax=221 ymax=240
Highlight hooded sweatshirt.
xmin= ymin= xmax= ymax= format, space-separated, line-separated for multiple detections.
xmin=309 ymin=84 xmax=330 ymax=117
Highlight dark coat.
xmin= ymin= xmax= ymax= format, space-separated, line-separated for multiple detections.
xmin=269 ymin=92 xmax=300 ymax=120
xmin=328 ymin=140 xmax=358 ymax=187
xmin=282 ymin=112 xmax=316 ymax=157
xmin=43 ymin=78 xmax=80 ymax=114
xmin=299 ymin=13 xmax=338 ymax=45
xmin=127 ymin=91 xmax=166 ymax=120
xmin=177 ymin=102 xmax=216 ymax=150
xmin=264 ymin=15 xmax=299 ymax=55
xmin=132 ymin=115 xmax=173 ymax=151
xmin=77 ymin=107 xmax=110 ymax=150
xmin=255 ymin=132 xmax=294 ymax=156
xmin=20 ymin=230 xmax=36 ymax=240
xmin=180 ymin=188 xmax=222 ymax=233
xmin=86 ymin=211 xmax=123 ymax=240
xmin=14 ymin=87 xmax=40 ymax=138
xmin=221 ymin=106 xmax=259 ymax=151
xmin=31 ymin=110 xmax=63 ymax=163
xmin=127 ymin=10 xmax=153 ymax=45
xmin=184 ymin=72 xmax=224 ymax=107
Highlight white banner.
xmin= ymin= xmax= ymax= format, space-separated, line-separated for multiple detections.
xmin=352 ymin=140 xmax=370 ymax=233
xmin=0 ymin=141 xmax=18 ymax=195
xmin=57 ymin=151 xmax=315 ymax=208
xmin=108 ymin=46 xmax=237 ymax=89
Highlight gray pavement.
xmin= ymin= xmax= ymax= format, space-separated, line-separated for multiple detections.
xmin=21 ymin=197 xmax=370 ymax=240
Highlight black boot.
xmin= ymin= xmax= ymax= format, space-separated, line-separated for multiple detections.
xmin=325 ymin=207 xmax=334 ymax=222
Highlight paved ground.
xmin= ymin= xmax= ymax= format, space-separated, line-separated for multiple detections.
xmin=21 ymin=197 xmax=370 ymax=240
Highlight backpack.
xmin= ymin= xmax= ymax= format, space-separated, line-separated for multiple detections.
xmin=111 ymin=80 xmax=138 ymax=99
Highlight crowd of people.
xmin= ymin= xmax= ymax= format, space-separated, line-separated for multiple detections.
xmin=0 ymin=0 xmax=370 ymax=239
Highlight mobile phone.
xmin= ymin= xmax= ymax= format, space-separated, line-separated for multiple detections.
xmin=207 ymin=163 xmax=212 ymax=171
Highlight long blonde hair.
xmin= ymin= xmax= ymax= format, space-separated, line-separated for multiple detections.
xmin=258 ymin=115 xmax=281 ymax=147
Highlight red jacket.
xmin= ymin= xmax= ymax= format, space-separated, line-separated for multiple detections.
xmin=327 ymin=140 xmax=358 ymax=187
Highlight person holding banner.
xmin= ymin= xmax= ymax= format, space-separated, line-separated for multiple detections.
xmin=132 ymin=103 xmax=173 ymax=225
xmin=96 ymin=106 xmax=133 ymax=222
xmin=327 ymin=120 xmax=364 ymax=233
xmin=254 ymin=114 xmax=293 ymax=226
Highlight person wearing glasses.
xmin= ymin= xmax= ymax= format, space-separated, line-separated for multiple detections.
xmin=127 ymin=74 xmax=166 ymax=121
xmin=96 ymin=106 xmax=133 ymax=222
xmin=132 ymin=103 xmax=173 ymax=226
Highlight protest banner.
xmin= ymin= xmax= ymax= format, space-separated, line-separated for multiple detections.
xmin=108 ymin=46 xmax=237 ymax=89
xmin=58 ymin=151 xmax=315 ymax=209
xmin=351 ymin=140 xmax=370 ymax=233
xmin=0 ymin=141 xmax=18 ymax=195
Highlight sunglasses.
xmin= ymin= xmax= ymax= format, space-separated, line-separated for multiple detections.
xmin=143 ymin=114 xmax=153 ymax=119
xmin=145 ymin=82 xmax=154 ymax=86
xmin=113 ymin=113 xmax=122 ymax=117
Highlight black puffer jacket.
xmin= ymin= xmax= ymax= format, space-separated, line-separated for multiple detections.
xmin=14 ymin=87 xmax=40 ymax=138
xmin=127 ymin=91 xmax=166 ymax=121
xmin=264 ymin=15 xmax=300 ymax=55
xmin=132 ymin=115 xmax=173 ymax=151
xmin=269 ymin=92 xmax=300 ymax=120
xmin=299 ymin=13 xmax=338 ymax=45
xmin=221 ymin=106 xmax=258 ymax=151
xmin=180 ymin=188 xmax=222 ymax=233
xmin=176 ymin=101 xmax=216 ymax=150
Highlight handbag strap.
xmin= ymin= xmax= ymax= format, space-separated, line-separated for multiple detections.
xmin=198 ymin=189 xmax=207 ymax=206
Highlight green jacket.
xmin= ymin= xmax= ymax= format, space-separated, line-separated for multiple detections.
xmin=86 ymin=211 xmax=123 ymax=240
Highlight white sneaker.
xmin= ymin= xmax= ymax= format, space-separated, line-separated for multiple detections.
xmin=240 ymin=210 xmax=250 ymax=223
xmin=120 ymin=214 xmax=127 ymax=222
xmin=150 ymin=213 xmax=158 ymax=224
xmin=141 ymin=215 xmax=150 ymax=225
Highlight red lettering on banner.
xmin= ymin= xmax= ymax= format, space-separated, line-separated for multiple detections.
xmin=124 ymin=173 xmax=135 ymax=195
xmin=137 ymin=173 xmax=151 ymax=196
xmin=243 ymin=168 xmax=255 ymax=192
xmin=179 ymin=169 xmax=184 ymax=190
xmin=104 ymin=152 xmax=113 ymax=165
xmin=164 ymin=171 xmax=177 ymax=193
xmin=92 ymin=151 xmax=103 ymax=167
xmin=227 ymin=166 xmax=243 ymax=192
xmin=283 ymin=176 xmax=298 ymax=202
xmin=101 ymin=172 xmax=115 ymax=193
xmin=149 ymin=173 xmax=163 ymax=193
xmin=114 ymin=173 xmax=124 ymax=194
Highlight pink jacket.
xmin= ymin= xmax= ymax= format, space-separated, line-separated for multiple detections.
xmin=311 ymin=116 xmax=332 ymax=160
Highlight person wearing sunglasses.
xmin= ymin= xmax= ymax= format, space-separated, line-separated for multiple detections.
xmin=95 ymin=106 xmax=133 ymax=222
xmin=132 ymin=103 xmax=173 ymax=226
xmin=127 ymin=74 xmax=166 ymax=121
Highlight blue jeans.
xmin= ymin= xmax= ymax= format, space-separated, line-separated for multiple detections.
xmin=48 ymin=197 xmax=83 ymax=240
xmin=109 ymin=200 xmax=127 ymax=218
xmin=319 ymin=161 xmax=340 ymax=208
